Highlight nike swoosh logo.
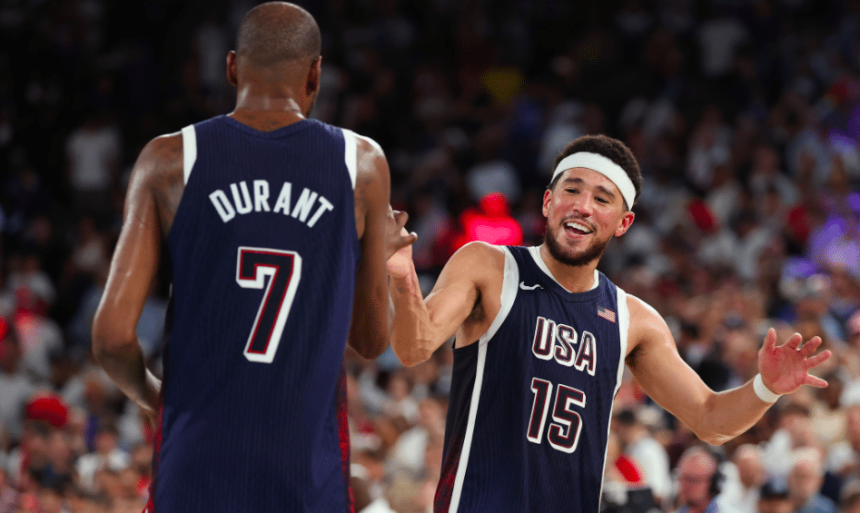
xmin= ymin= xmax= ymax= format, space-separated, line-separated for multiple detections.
xmin=519 ymin=282 xmax=543 ymax=290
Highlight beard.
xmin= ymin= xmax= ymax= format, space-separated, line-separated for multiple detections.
xmin=544 ymin=222 xmax=611 ymax=267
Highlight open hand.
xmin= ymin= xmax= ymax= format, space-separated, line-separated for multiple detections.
xmin=758 ymin=328 xmax=831 ymax=394
xmin=386 ymin=208 xmax=417 ymax=260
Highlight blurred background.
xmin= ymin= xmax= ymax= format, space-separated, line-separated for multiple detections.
xmin=1 ymin=0 xmax=860 ymax=512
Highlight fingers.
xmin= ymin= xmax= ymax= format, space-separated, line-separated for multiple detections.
xmin=785 ymin=332 xmax=803 ymax=350
xmin=804 ymin=349 xmax=832 ymax=370
xmin=804 ymin=373 xmax=829 ymax=389
xmin=762 ymin=328 xmax=777 ymax=352
xmin=799 ymin=336 xmax=822 ymax=357
xmin=393 ymin=209 xmax=409 ymax=229
xmin=391 ymin=231 xmax=418 ymax=254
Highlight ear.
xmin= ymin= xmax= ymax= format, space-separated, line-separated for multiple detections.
xmin=306 ymin=57 xmax=322 ymax=96
xmin=226 ymin=51 xmax=238 ymax=86
xmin=542 ymin=189 xmax=552 ymax=218
xmin=614 ymin=210 xmax=635 ymax=237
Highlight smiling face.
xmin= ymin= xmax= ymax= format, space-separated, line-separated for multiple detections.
xmin=542 ymin=167 xmax=635 ymax=268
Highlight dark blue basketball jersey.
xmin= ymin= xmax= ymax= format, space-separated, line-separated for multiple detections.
xmin=436 ymin=246 xmax=630 ymax=513
xmin=152 ymin=116 xmax=360 ymax=513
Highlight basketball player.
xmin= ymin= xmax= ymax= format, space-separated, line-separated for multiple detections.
xmin=386 ymin=134 xmax=831 ymax=513
xmin=91 ymin=3 xmax=414 ymax=512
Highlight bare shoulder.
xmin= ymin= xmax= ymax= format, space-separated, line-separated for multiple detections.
xmin=625 ymin=294 xmax=674 ymax=364
xmin=351 ymin=133 xmax=389 ymax=238
xmin=450 ymin=241 xmax=506 ymax=269
xmin=130 ymin=132 xmax=184 ymax=236
xmin=439 ymin=241 xmax=506 ymax=289
xmin=353 ymin=133 xmax=388 ymax=187
xmin=135 ymin=133 xmax=183 ymax=177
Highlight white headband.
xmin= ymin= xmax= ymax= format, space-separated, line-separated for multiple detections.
xmin=552 ymin=152 xmax=636 ymax=210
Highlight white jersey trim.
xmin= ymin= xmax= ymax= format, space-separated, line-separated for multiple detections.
xmin=449 ymin=247 xmax=519 ymax=513
xmin=181 ymin=125 xmax=197 ymax=185
xmin=341 ymin=128 xmax=358 ymax=189
xmin=527 ymin=246 xmax=599 ymax=292
xmin=597 ymin=286 xmax=631 ymax=502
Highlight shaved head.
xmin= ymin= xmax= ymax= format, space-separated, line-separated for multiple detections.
xmin=236 ymin=2 xmax=321 ymax=67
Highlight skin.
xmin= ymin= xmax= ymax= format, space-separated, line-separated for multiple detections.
xmin=92 ymin=2 xmax=415 ymax=424
xmin=676 ymin=450 xmax=717 ymax=513
xmin=387 ymin=166 xmax=831 ymax=445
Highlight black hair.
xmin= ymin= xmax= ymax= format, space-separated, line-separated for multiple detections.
xmin=236 ymin=2 xmax=321 ymax=67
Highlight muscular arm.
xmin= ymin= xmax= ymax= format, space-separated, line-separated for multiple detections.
xmin=626 ymin=296 xmax=830 ymax=445
xmin=347 ymin=136 xmax=394 ymax=359
xmin=387 ymin=242 xmax=503 ymax=366
xmin=91 ymin=134 xmax=181 ymax=422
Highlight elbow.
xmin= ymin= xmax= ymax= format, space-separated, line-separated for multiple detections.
xmin=392 ymin=341 xmax=433 ymax=367
xmin=694 ymin=430 xmax=730 ymax=446
xmin=91 ymin=315 xmax=135 ymax=363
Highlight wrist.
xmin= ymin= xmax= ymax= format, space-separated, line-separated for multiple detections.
xmin=753 ymin=373 xmax=781 ymax=403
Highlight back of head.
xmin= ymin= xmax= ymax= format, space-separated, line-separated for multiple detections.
xmin=236 ymin=2 xmax=321 ymax=68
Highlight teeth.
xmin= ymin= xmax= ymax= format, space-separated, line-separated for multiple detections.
xmin=565 ymin=222 xmax=592 ymax=233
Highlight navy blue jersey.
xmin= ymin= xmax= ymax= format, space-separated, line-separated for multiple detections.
xmin=436 ymin=246 xmax=630 ymax=513
xmin=152 ymin=116 xmax=360 ymax=513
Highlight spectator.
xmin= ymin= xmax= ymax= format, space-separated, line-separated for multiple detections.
xmin=724 ymin=444 xmax=767 ymax=513
xmin=758 ymin=480 xmax=793 ymax=513
xmin=788 ymin=447 xmax=837 ymax=513
xmin=614 ymin=408 xmax=672 ymax=504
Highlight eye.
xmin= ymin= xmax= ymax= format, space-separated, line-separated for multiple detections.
xmin=596 ymin=197 xmax=609 ymax=204
xmin=565 ymin=188 xmax=578 ymax=194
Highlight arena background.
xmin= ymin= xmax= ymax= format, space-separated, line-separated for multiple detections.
xmin=1 ymin=0 xmax=860 ymax=511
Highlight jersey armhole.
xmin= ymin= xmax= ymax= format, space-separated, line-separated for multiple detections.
xmin=181 ymin=125 xmax=197 ymax=185
xmin=341 ymin=128 xmax=357 ymax=189
xmin=476 ymin=247 xmax=519 ymax=347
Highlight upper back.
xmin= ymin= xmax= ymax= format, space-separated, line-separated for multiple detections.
xmin=165 ymin=114 xmax=359 ymax=380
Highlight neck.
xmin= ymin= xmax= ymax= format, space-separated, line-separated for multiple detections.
xmin=538 ymin=244 xmax=598 ymax=292
xmin=230 ymin=82 xmax=308 ymax=129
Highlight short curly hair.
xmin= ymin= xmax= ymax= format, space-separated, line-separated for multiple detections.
xmin=548 ymin=134 xmax=644 ymax=210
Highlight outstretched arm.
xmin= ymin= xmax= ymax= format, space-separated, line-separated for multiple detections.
xmin=626 ymin=297 xmax=830 ymax=446
xmin=92 ymin=135 xmax=179 ymax=424
xmin=347 ymin=136 xmax=415 ymax=359
xmin=387 ymin=241 xmax=503 ymax=366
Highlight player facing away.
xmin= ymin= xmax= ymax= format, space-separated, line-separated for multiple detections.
xmin=387 ymin=134 xmax=832 ymax=513
xmin=91 ymin=3 xmax=414 ymax=512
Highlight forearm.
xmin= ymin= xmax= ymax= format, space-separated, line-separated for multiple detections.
xmin=389 ymin=271 xmax=441 ymax=366
xmin=347 ymin=280 xmax=389 ymax=359
xmin=692 ymin=379 xmax=772 ymax=445
xmin=93 ymin=339 xmax=161 ymax=418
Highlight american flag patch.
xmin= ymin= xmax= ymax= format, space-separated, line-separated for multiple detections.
xmin=597 ymin=306 xmax=616 ymax=323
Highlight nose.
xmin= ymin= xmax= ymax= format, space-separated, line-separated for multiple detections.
xmin=571 ymin=193 xmax=594 ymax=217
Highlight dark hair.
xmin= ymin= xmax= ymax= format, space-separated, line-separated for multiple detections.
xmin=236 ymin=2 xmax=321 ymax=67
xmin=548 ymin=134 xmax=643 ymax=210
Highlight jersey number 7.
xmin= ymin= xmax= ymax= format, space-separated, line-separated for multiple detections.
xmin=236 ymin=247 xmax=302 ymax=363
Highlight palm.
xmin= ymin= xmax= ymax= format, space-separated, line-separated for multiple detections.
xmin=758 ymin=329 xmax=831 ymax=394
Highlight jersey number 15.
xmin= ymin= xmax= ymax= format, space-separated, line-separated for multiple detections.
xmin=236 ymin=247 xmax=302 ymax=363
xmin=527 ymin=378 xmax=586 ymax=454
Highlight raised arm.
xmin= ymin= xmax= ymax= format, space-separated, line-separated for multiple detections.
xmin=91 ymin=134 xmax=180 ymax=424
xmin=625 ymin=296 xmax=831 ymax=446
xmin=387 ymin=241 xmax=504 ymax=366
xmin=347 ymin=135 xmax=415 ymax=359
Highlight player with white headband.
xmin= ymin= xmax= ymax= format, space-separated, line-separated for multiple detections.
xmin=386 ymin=134 xmax=831 ymax=513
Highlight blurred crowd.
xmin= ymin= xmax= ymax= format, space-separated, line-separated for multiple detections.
xmin=1 ymin=0 xmax=860 ymax=512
